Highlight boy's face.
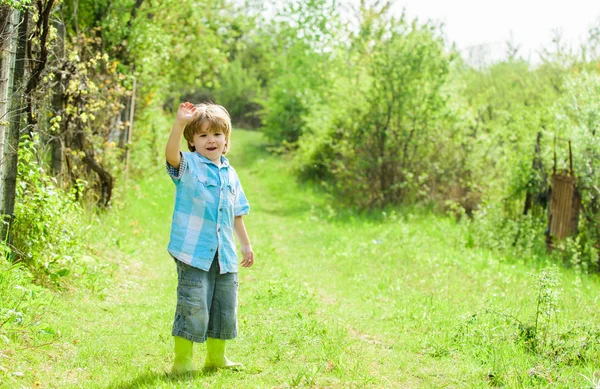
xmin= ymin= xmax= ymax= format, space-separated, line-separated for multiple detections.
xmin=190 ymin=128 xmax=227 ymax=163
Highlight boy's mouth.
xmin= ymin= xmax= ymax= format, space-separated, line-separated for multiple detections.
xmin=206 ymin=147 xmax=217 ymax=151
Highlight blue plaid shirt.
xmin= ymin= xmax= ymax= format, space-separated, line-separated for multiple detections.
xmin=166 ymin=152 xmax=250 ymax=273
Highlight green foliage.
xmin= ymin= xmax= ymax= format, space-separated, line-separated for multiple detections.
xmin=549 ymin=72 xmax=600 ymax=269
xmin=532 ymin=266 xmax=561 ymax=349
xmin=29 ymin=27 xmax=132 ymax=207
xmin=1 ymin=136 xmax=117 ymax=365
xmin=58 ymin=0 xmax=243 ymax=113
xmin=11 ymin=137 xmax=86 ymax=285
xmin=263 ymin=79 xmax=310 ymax=145
xmin=465 ymin=201 xmax=548 ymax=261
xmin=0 ymin=0 xmax=30 ymax=10
xmin=129 ymin=0 xmax=234 ymax=96
xmin=454 ymin=58 xmax=558 ymax=210
xmin=259 ymin=0 xmax=340 ymax=145
xmin=0 ymin=247 xmax=55 ymax=348
xmin=128 ymin=104 xmax=172 ymax=176
xmin=214 ymin=58 xmax=263 ymax=128
xmin=454 ymin=265 xmax=600 ymax=383
xmin=297 ymin=7 xmax=452 ymax=209
xmin=554 ymin=73 xmax=600 ymax=204
xmin=295 ymin=67 xmax=370 ymax=184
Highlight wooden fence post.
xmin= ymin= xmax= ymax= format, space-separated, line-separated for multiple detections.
xmin=0 ymin=8 xmax=27 ymax=241
xmin=125 ymin=77 xmax=136 ymax=180
xmin=0 ymin=8 xmax=19 ymax=227
xmin=50 ymin=19 xmax=65 ymax=183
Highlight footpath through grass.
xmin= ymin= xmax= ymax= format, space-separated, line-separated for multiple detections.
xmin=4 ymin=130 xmax=600 ymax=388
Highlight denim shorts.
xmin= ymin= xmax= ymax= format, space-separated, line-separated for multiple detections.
xmin=172 ymin=256 xmax=238 ymax=343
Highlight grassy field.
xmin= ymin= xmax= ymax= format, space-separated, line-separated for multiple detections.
xmin=3 ymin=130 xmax=600 ymax=388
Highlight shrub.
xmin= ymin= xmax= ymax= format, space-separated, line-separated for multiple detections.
xmin=296 ymin=11 xmax=452 ymax=209
xmin=259 ymin=0 xmax=339 ymax=146
xmin=214 ymin=59 xmax=263 ymax=128
xmin=0 ymin=244 xmax=54 ymax=345
xmin=10 ymin=137 xmax=87 ymax=286
xmin=549 ymin=72 xmax=600 ymax=270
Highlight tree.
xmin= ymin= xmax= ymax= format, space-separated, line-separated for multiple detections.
xmin=0 ymin=6 xmax=27 ymax=239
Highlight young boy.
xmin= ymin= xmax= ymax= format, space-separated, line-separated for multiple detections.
xmin=165 ymin=102 xmax=254 ymax=374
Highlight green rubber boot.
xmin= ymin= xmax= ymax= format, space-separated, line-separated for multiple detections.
xmin=204 ymin=338 xmax=243 ymax=370
xmin=171 ymin=336 xmax=194 ymax=374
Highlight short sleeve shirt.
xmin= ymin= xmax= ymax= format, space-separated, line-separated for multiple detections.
xmin=166 ymin=152 xmax=250 ymax=273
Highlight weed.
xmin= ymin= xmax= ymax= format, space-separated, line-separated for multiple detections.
xmin=581 ymin=370 xmax=600 ymax=389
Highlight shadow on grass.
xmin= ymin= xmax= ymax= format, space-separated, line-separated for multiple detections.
xmin=107 ymin=369 xmax=219 ymax=389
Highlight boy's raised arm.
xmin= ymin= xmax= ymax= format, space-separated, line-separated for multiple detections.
xmin=166 ymin=102 xmax=197 ymax=168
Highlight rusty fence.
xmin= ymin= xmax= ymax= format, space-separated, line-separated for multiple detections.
xmin=546 ymin=140 xmax=581 ymax=251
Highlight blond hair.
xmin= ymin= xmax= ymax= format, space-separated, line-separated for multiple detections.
xmin=183 ymin=103 xmax=232 ymax=153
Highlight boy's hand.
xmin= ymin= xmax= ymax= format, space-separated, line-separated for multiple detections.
xmin=175 ymin=102 xmax=197 ymax=126
xmin=240 ymin=245 xmax=254 ymax=268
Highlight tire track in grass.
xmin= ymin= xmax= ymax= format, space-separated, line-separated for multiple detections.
xmin=235 ymin=140 xmax=440 ymax=387
xmin=233 ymin=132 xmax=501 ymax=387
xmin=241 ymin=212 xmax=408 ymax=388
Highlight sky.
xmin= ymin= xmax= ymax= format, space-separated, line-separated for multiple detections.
xmin=389 ymin=0 xmax=600 ymax=63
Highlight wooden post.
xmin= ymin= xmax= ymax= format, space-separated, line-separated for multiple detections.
xmin=50 ymin=19 xmax=65 ymax=183
xmin=118 ymin=97 xmax=129 ymax=149
xmin=0 ymin=8 xmax=28 ymax=240
xmin=125 ymin=77 xmax=136 ymax=180
xmin=0 ymin=8 xmax=19 ymax=220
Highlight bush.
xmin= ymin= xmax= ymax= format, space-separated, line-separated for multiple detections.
xmin=547 ymin=72 xmax=600 ymax=270
xmin=128 ymin=103 xmax=172 ymax=179
xmin=296 ymin=12 xmax=452 ymax=209
xmin=10 ymin=137 xmax=88 ymax=286
xmin=0 ymin=243 xmax=52 ymax=349
xmin=214 ymin=59 xmax=263 ymax=128
xmin=262 ymin=80 xmax=310 ymax=146
xmin=464 ymin=200 xmax=548 ymax=262
xmin=0 ymin=245 xmax=55 ymax=347
xmin=258 ymin=0 xmax=339 ymax=146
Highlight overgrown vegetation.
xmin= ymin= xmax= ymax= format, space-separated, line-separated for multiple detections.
xmin=3 ymin=0 xmax=598 ymax=275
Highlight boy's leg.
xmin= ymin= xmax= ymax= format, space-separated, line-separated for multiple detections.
xmin=172 ymin=260 xmax=212 ymax=342
xmin=204 ymin=267 xmax=241 ymax=369
xmin=171 ymin=259 xmax=215 ymax=373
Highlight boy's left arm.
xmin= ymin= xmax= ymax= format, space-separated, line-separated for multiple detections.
xmin=234 ymin=216 xmax=254 ymax=268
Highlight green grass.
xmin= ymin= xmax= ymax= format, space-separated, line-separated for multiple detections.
xmin=2 ymin=129 xmax=600 ymax=388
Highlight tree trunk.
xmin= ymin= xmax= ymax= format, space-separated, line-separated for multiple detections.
xmin=1 ymin=9 xmax=28 ymax=240
xmin=24 ymin=0 xmax=55 ymax=130
xmin=74 ymin=131 xmax=113 ymax=207
xmin=523 ymin=131 xmax=548 ymax=216
xmin=82 ymin=153 xmax=113 ymax=207
xmin=0 ymin=7 xmax=20 ymax=222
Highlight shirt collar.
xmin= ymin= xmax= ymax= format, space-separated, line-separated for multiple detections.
xmin=195 ymin=152 xmax=230 ymax=168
